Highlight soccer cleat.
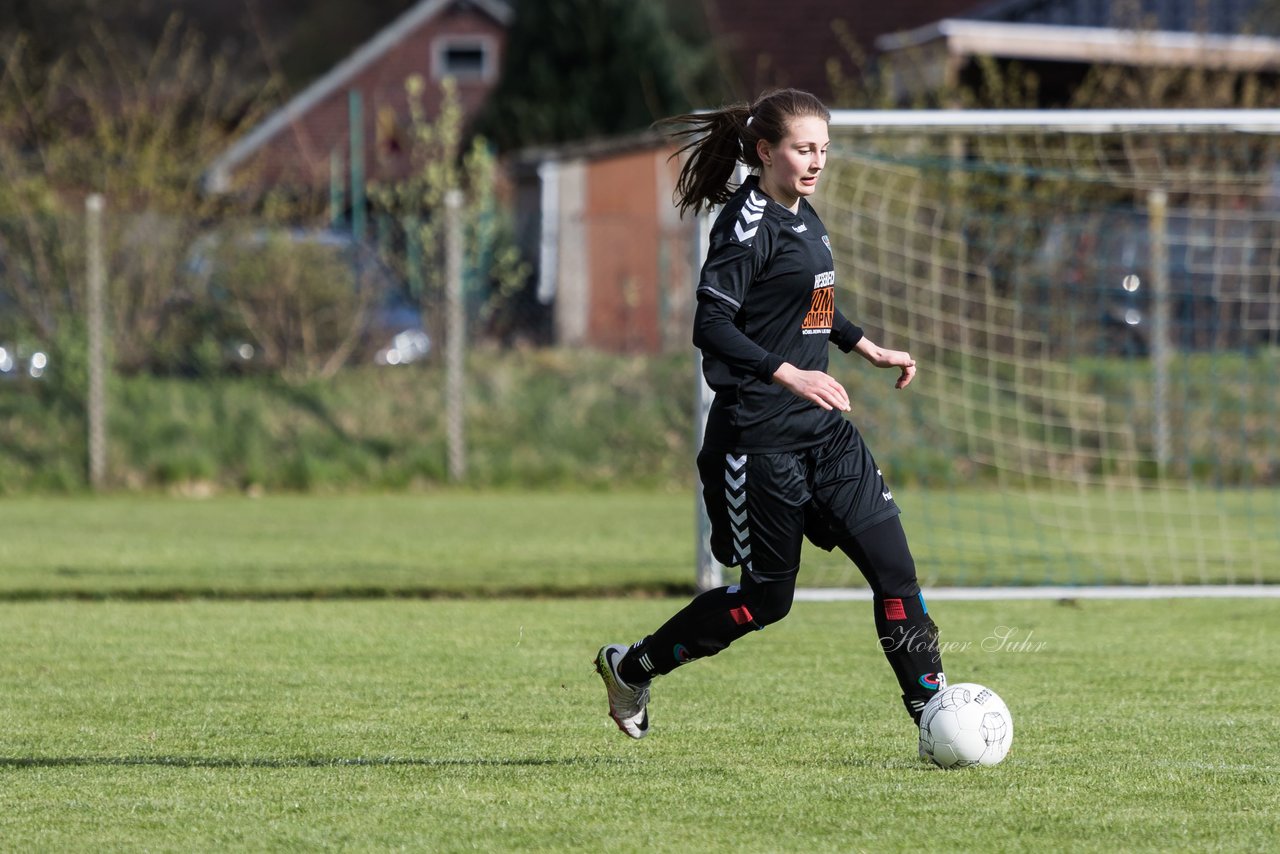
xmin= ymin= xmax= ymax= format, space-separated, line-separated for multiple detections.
xmin=595 ymin=644 xmax=651 ymax=739
xmin=903 ymin=693 xmax=928 ymax=726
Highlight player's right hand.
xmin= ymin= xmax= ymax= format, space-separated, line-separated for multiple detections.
xmin=772 ymin=363 xmax=851 ymax=412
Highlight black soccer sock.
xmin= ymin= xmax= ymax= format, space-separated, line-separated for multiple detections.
xmin=874 ymin=592 xmax=945 ymax=724
xmin=839 ymin=520 xmax=946 ymax=725
xmin=618 ymin=576 xmax=795 ymax=685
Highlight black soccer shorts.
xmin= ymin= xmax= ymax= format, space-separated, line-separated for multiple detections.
xmin=698 ymin=418 xmax=900 ymax=581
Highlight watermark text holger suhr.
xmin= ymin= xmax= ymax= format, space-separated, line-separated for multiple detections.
xmin=882 ymin=625 xmax=1048 ymax=655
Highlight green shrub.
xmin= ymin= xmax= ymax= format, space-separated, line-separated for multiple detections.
xmin=2 ymin=348 xmax=1273 ymax=494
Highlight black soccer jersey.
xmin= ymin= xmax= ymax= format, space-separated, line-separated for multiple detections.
xmin=695 ymin=176 xmax=863 ymax=454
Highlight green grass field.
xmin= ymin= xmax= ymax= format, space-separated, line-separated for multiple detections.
xmin=1 ymin=490 xmax=1277 ymax=596
xmin=1 ymin=597 xmax=1275 ymax=850
xmin=0 ymin=492 xmax=1277 ymax=850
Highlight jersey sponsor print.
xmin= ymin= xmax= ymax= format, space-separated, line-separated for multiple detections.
xmin=803 ymin=270 xmax=835 ymax=335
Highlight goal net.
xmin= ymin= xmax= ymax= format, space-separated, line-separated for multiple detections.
xmin=704 ymin=110 xmax=1280 ymax=592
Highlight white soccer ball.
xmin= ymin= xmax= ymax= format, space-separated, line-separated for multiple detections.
xmin=918 ymin=682 xmax=1013 ymax=768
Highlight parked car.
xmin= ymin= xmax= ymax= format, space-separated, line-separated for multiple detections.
xmin=0 ymin=343 xmax=48 ymax=381
xmin=184 ymin=227 xmax=431 ymax=374
xmin=1031 ymin=205 xmax=1273 ymax=355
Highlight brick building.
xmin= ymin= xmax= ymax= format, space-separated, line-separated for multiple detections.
xmin=204 ymin=0 xmax=510 ymax=194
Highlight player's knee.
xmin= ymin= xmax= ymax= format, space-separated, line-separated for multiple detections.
xmin=751 ymin=591 xmax=792 ymax=626
xmin=880 ymin=580 xmax=920 ymax=600
xmin=871 ymin=557 xmax=920 ymax=599
xmin=742 ymin=577 xmax=796 ymax=627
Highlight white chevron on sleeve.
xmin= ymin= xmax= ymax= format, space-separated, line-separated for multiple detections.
xmin=733 ymin=193 xmax=767 ymax=242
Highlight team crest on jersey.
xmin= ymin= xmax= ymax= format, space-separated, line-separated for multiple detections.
xmin=821 ymin=234 xmax=832 ymax=255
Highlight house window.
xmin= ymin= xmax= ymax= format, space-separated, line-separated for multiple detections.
xmin=433 ymin=37 xmax=495 ymax=82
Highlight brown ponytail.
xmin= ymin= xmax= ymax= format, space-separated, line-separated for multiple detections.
xmin=658 ymin=88 xmax=831 ymax=217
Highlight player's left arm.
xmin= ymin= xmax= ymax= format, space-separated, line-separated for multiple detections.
xmin=829 ymin=306 xmax=864 ymax=353
xmin=853 ymin=335 xmax=916 ymax=389
xmin=830 ymin=305 xmax=916 ymax=389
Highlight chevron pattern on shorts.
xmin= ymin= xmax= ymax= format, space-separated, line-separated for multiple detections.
xmin=724 ymin=453 xmax=751 ymax=573
xmin=733 ymin=191 xmax=766 ymax=243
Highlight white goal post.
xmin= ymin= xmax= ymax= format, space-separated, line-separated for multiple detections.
xmin=696 ymin=109 xmax=1280 ymax=596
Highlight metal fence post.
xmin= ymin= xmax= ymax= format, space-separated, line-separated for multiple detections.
xmin=694 ymin=206 xmax=722 ymax=592
xmin=1148 ymin=188 xmax=1171 ymax=472
xmin=86 ymin=193 xmax=107 ymax=490
xmin=445 ymin=188 xmax=466 ymax=483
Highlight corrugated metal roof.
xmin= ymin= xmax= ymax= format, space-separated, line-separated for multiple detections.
xmin=963 ymin=0 xmax=1266 ymax=34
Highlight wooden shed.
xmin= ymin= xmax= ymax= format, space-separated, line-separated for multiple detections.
xmin=514 ymin=134 xmax=698 ymax=355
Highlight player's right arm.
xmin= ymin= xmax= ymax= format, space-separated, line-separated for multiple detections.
xmin=770 ymin=362 xmax=851 ymax=412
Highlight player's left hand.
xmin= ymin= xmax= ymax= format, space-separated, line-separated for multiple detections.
xmin=894 ymin=360 xmax=916 ymax=389
xmin=873 ymin=347 xmax=916 ymax=389
xmin=854 ymin=339 xmax=917 ymax=389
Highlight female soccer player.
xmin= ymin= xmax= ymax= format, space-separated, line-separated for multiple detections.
xmin=595 ymin=88 xmax=946 ymax=741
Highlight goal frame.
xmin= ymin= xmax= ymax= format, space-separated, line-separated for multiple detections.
xmin=694 ymin=109 xmax=1280 ymax=596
